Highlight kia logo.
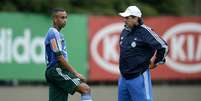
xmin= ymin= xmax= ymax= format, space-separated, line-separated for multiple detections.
xmin=90 ymin=23 xmax=124 ymax=74
xmin=163 ymin=23 xmax=201 ymax=73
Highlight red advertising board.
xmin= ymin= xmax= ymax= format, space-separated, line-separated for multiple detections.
xmin=146 ymin=17 xmax=201 ymax=80
xmin=88 ymin=16 xmax=122 ymax=81
xmin=89 ymin=16 xmax=201 ymax=81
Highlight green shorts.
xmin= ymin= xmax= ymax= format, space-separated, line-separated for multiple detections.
xmin=45 ymin=63 xmax=81 ymax=101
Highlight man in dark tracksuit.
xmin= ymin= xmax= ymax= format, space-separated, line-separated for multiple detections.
xmin=118 ymin=6 xmax=168 ymax=101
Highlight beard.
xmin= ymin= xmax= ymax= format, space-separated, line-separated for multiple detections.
xmin=60 ymin=23 xmax=66 ymax=28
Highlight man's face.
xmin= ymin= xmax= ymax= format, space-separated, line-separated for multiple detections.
xmin=54 ymin=11 xmax=67 ymax=28
xmin=124 ymin=16 xmax=139 ymax=28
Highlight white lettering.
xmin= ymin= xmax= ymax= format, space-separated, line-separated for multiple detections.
xmin=187 ymin=35 xmax=194 ymax=61
xmin=0 ymin=28 xmax=6 ymax=63
xmin=103 ymin=35 xmax=119 ymax=61
xmin=7 ymin=28 xmax=12 ymax=63
xmin=91 ymin=23 xmax=124 ymax=74
xmin=31 ymin=37 xmax=45 ymax=64
xmin=163 ymin=23 xmax=201 ymax=73
xmin=171 ymin=35 xmax=186 ymax=61
xmin=0 ymin=28 xmax=45 ymax=64
xmin=13 ymin=29 xmax=30 ymax=64
xmin=195 ymin=35 xmax=201 ymax=61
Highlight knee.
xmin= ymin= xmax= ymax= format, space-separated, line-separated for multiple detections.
xmin=77 ymin=83 xmax=91 ymax=94
xmin=83 ymin=85 xmax=91 ymax=94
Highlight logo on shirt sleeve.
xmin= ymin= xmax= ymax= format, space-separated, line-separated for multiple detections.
xmin=51 ymin=38 xmax=60 ymax=52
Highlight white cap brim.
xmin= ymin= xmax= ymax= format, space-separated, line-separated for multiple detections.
xmin=119 ymin=12 xmax=130 ymax=17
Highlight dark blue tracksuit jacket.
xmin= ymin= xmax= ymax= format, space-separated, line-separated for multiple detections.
xmin=119 ymin=24 xmax=168 ymax=79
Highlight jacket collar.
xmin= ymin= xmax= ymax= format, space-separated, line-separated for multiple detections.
xmin=124 ymin=25 xmax=132 ymax=32
xmin=124 ymin=24 xmax=141 ymax=32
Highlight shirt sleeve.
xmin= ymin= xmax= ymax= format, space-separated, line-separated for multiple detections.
xmin=144 ymin=27 xmax=169 ymax=65
xmin=49 ymin=29 xmax=62 ymax=56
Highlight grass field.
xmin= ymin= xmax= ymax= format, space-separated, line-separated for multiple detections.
xmin=0 ymin=85 xmax=201 ymax=101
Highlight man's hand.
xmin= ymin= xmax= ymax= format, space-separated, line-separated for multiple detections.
xmin=75 ymin=73 xmax=86 ymax=82
xmin=149 ymin=61 xmax=157 ymax=69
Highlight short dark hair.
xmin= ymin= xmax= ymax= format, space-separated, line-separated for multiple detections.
xmin=51 ymin=8 xmax=65 ymax=17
